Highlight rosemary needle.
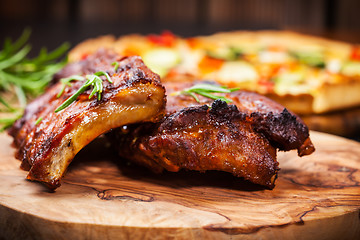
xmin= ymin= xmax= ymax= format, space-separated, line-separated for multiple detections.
xmin=177 ymin=83 xmax=239 ymax=103
xmin=112 ymin=62 xmax=119 ymax=72
xmin=56 ymin=75 xmax=85 ymax=98
xmin=35 ymin=116 xmax=43 ymax=125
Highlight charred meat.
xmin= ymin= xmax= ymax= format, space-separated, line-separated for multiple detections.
xmin=9 ymin=51 xmax=166 ymax=189
xmin=164 ymin=80 xmax=315 ymax=156
xmin=109 ymin=100 xmax=279 ymax=188
xmin=108 ymin=80 xmax=314 ymax=189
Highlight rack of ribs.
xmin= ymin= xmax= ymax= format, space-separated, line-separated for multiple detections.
xmin=8 ymin=50 xmax=314 ymax=190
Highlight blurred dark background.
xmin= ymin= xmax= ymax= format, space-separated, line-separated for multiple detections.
xmin=1 ymin=0 xmax=360 ymax=54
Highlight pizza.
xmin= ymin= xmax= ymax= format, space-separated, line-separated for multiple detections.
xmin=68 ymin=30 xmax=360 ymax=115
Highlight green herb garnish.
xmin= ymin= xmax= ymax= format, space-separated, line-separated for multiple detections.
xmin=56 ymin=75 xmax=86 ymax=98
xmin=0 ymin=113 xmax=23 ymax=131
xmin=112 ymin=61 xmax=119 ymax=72
xmin=176 ymin=83 xmax=239 ymax=103
xmin=54 ymin=71 xmax=113 ymax=113
xmin=35 ymin=116 xmax=43 ymax=125
xmin=0 ymin=29 xmax=70 ymax=130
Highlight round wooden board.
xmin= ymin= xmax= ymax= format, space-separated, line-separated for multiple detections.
xmin=0 ymin=131 xmax=359 ymax=240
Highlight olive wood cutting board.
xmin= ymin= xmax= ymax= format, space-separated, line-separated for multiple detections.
xmin=0 ymin=131 xmax=359 ymax=240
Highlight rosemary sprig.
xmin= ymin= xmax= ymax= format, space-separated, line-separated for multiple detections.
xmin=54 ymin=71 xmax=113 ymax=113
xmin=0 ymin=29 xmax=70 ymax=130
xmin=177 ymin=83 xmax=239 ymax=103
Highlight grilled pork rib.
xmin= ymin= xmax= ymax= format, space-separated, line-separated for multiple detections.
xmin=164 ymin=80 xmax=315 ymax=156
xmin=9 ymin=51 xmax=166 ymax=189
xmin=109 ymin=100 xmax=279 ymax=188
xmin=226 ymin=91 xmax=314 ymax=156
xmin=108 ymin=80 xmax=314 ymax=189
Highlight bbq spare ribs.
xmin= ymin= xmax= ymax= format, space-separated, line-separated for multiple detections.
xmin=9 ymin=50 xmax=166 ymax=189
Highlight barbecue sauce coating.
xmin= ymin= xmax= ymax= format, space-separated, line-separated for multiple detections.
xmin=108 ymin=100 xmax=279 ymax=188
xmin=164 ymin=80 xmax=315 ymax=157
xmin=228 ymin=91 xmax=314 ymax=156
xmin=108 ymin=80 xmax=314 ymax=189
xmin=9 ymin=50 xmax=166 ymax=189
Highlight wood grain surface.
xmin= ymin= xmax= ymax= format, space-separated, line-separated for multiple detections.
xmin=0 ymin=131 xmax=359 ymax=240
